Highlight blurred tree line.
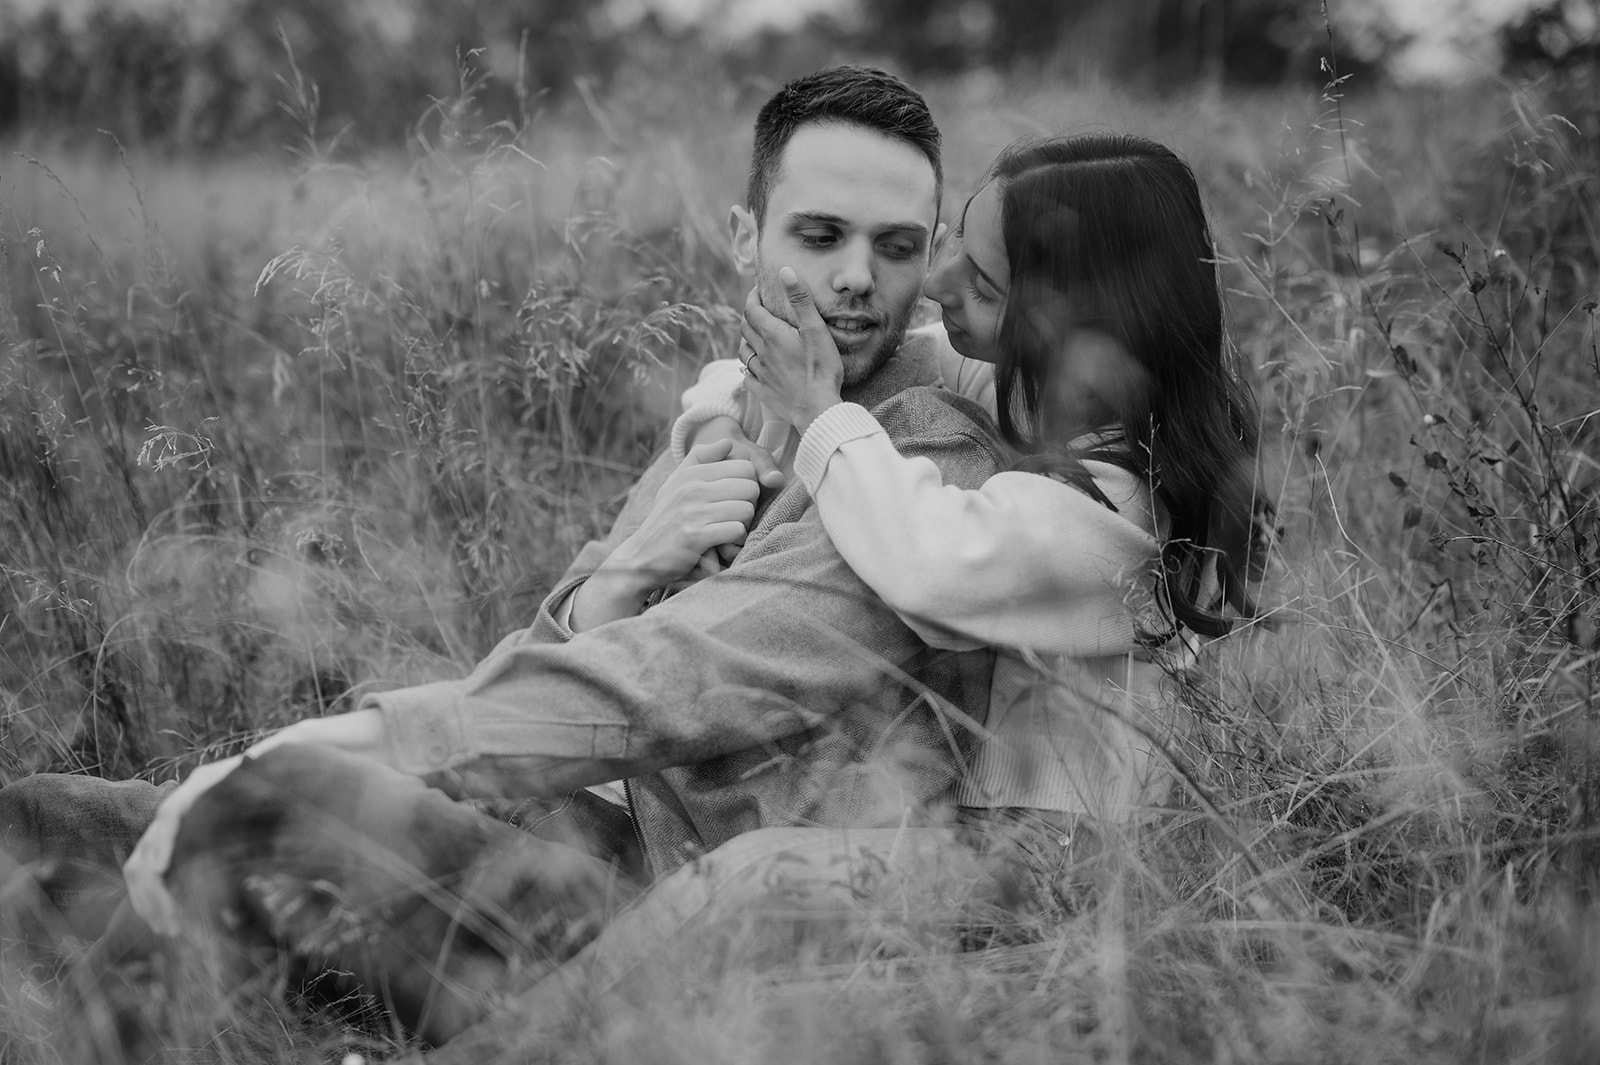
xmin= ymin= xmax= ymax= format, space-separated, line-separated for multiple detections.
xmin=0 ymin=0 xmax=614 ymax=148
xmin=0 ymin=0 xmax=1595 ymax=150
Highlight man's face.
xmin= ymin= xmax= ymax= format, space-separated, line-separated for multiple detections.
xmin=730 ymin=122 xmax=940 ymax=386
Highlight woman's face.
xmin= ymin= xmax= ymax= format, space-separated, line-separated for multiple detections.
xmin=924 ymin=179 xmax=1009 ymax=363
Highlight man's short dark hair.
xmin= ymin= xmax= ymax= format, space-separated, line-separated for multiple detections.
xmin=747 ymin=66 xmax=943 ymax=226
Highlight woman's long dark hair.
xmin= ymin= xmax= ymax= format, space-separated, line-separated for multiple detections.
xmin=988 ymin=134 xmax=1263 ymax=638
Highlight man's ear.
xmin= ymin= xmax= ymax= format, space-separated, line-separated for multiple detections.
xmin=728 ymin=206 xmax=759 ymax=277
xmin=930 ymin=221 xmax=950 ymax=260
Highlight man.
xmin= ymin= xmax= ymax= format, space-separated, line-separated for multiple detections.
xmin=3 ymin=66 xmax=1006 ymax=1056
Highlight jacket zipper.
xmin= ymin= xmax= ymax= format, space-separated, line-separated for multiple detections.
xmin=622 ymin=777 xmax=649 ymax=872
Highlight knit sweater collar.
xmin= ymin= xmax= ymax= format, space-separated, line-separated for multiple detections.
xmin=838 ymin=323 xmax=946 ymax=413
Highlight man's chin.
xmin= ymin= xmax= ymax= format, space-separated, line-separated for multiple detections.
xmin=838 ymin=331 xmax=907 ymax=388
xmin=839 ymin=349 xmax=889 ymax=388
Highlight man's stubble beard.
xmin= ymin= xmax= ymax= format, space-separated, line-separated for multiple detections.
xmin=755 ymin=267 xmax=915 ymax=389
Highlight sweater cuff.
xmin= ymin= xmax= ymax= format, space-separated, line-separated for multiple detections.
xmin=793 ymin=402 xmax=886 ymax=495
xmin=670 ymin=394 xmax=748 ymax=461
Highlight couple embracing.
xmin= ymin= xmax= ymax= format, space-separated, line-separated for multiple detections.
xmin=0 ymin=65 xmax=1262 ymax=1061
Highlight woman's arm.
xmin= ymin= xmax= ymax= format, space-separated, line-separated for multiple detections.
xmin=794 ymin=402 xmax=1161 ymax=656
xmin=671 ymin=358 xmax=754 ymax=460
xmin=669 ymin=359 xmax=788 ymax=499
xmin=741 ymin=272 xmax=1157 ymax=655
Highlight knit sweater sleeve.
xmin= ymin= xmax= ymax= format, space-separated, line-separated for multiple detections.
xmin=793 ymin=402 xmax=1159 ymax=656
xmin=670 ymin=359 xmax=764 ymax=460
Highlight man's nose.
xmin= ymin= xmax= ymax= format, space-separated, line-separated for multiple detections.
xmin=831 ymin=239 xmax=875 ymax=296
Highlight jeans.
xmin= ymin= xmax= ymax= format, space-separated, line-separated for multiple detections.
xmin=1 ymin=748 xmax=640 ymax=1059
xmin=0 ymin=751 xmax=1083 ymax=1063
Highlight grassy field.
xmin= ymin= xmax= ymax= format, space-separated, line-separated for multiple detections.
xmin=1 ymin=52 xmax=1598 ymax=1063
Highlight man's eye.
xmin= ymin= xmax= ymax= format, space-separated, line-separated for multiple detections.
xmin=797 ymin=230 xmax=836 ymax=248
xmin=880 ymin=240 xmax=918 ymax=260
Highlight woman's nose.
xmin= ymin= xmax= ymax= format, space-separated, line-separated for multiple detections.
xmin=924 ymin=254 xmax=957 ymax=306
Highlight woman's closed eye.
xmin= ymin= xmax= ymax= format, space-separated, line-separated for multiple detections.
xmin=966 ymin=276 xmax=997 ymax=304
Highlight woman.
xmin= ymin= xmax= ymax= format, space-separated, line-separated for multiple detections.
xmin=672 ymin=133 xmax=1264 ymax=909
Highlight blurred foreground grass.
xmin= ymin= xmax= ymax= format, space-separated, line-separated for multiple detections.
xmin=1 ymin=56 xmax=1598 ymax=1063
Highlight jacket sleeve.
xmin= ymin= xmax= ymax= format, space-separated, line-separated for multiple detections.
xmin=364 ymin=392 xmax=1003 ymax=801
xmin=793 ymin=402 xmax=1160 ymax=657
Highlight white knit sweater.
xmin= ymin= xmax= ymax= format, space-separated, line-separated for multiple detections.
xmin=672 ymin=324 xmax=1185 ymax=817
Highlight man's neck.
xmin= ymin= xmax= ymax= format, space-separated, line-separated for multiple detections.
xmin=755 ymin=323 xmax=948 ymax=495
xmin=839 ymin=324 xmax=945 ymax=412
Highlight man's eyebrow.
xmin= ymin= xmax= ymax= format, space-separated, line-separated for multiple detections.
xmin=784 ymin=211 xmax=931 ymax=238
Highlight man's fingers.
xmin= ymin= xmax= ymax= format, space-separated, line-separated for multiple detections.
xmin=685 ymin=438 xmax=736 ymax=465
xmin=710 ymin=476 xmax=761 ymax=504
xmin=726 ymin=438 xmax=783 ymax=488
xmin=688 ymin=497 xmax=754 ymax=528
xmin=689 ymin=459 xmax=762 ymax=493
xmin=701 ymin=520 xmax=750 ymax=551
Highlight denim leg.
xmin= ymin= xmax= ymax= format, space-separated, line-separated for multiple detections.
xmin=0 ymin=772 xmax=174 ymax=960
xmin=429 ymin=824 xmax=1005 ymax=1064
xmin=140 ymin=745 xmax=643 ymax=1046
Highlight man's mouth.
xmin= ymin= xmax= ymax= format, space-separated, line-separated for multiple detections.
xmin=824 ymin=315 xmax=879 ymax=348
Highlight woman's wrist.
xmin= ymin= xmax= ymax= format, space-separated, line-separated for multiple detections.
xmin=570 ymin=557 xmax=653 ymax=631
xmin=790 ymin=389 xmax=843 ymax=433
xmin=686 ymin=414 xmax=744 ymax=450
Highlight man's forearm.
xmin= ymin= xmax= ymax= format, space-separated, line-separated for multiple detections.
xmin=253 ymin=708 xmax=390 ymax=764
xmin=368 ymin=539 xmax=913 ymax=800
xmin=370 ymin=398 xmax=1003 ymax=804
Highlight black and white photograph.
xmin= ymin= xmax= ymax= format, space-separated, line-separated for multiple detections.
xmin=1 ymin=1 xmax=1597 ymax=1061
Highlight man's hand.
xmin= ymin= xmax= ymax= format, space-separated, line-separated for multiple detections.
xmin=741 ymin=267 xmax=846 ymax=433
xmin=571 ymin=438 xmax=764 ymax=630
xmin=685 ymin=415 xmax=785 ymax=500
xmin=123 ymin=753 xmax=245 ymax=935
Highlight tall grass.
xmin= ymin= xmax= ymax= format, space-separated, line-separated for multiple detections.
xmin=1 ymin=49 xmax=1597 ymax=1064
